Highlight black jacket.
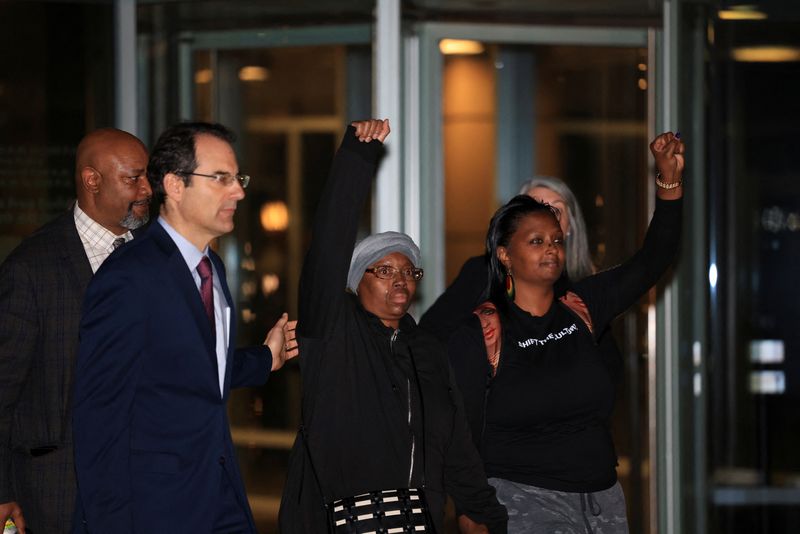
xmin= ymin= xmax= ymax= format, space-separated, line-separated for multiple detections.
xmin=278 ymin=127 xmax=507 ymax=533
xmin=0 ymin=211 xmax=91 ymax=533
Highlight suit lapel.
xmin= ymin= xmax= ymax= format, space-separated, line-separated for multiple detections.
xmin=60 ymin=212 xmax=93 ymax=292
xmin=56 ymin=211 xmax=93 ymax=429
xmin=150 ymin=224 xmax=219 ymax=385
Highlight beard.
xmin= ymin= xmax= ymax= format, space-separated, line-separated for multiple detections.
xmin=119 ymin=199 xmax=151 ymax=230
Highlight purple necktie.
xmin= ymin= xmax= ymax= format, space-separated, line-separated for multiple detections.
xmin=197 ymin=256 xmax=215 ymax=332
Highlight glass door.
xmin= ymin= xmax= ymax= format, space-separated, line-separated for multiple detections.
xmin=706 ymin=13 xmax=800 ymax=534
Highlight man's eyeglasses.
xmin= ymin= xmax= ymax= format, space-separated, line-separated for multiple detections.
xmin=365 ymin=265 xmax=424 ymax=282
xmin=177 ymin=171 xmax=250 ymax=189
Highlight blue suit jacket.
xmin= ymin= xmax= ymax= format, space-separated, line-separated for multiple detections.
xmin=72 ymin=222 xmax=270 ymax=533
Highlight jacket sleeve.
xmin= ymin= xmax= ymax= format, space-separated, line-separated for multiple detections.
xmin=419 ymin=255 xmax=489 ymax=343
xmin=443 ymin=363 xmax=508 ymax=534
xmin=297 ymin=126 xmax=383 ymax=339
xmin=72 ymin=268 xmax=145 ymax=533
xmin=446 ymin=316 xmax=491 ymax=451
xmin=574 ymin=197 xmax=683 ymax=335
xmin=212 ymin=251 xmax=271 ymax=389
xmin=230 ymin=346 xmax=271 ymax=389
xmin=0 ymin=255 xmax=36 ymax=503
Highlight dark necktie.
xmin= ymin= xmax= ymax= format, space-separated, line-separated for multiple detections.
xmin=197 ymin=256 xmax=215 ymax=331
xmin=112 ymin=237 xmax=126 ymax=250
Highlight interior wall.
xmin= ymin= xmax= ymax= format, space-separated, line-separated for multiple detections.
xmin=442 ymin=52 xmax=496 ymax=283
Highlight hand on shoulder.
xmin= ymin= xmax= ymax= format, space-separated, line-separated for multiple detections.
xmin=350 ymin=119 xmax=390 ymax=143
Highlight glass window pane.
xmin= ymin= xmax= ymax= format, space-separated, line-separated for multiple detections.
xmin=708 ymin=17 xmax=800 ymax=533
xmin=0 ymin=2 xmax=113 ymax=260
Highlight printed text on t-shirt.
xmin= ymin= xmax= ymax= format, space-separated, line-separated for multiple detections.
xmin=517 ymin=323 xmax=579 ymax=348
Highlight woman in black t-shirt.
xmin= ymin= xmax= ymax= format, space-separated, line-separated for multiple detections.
xmin=447 ymin=132 xmax=685 ymax=533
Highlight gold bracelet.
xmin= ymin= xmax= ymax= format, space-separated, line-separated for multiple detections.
xmin=655 ymin=171 xmax=682 ymax=190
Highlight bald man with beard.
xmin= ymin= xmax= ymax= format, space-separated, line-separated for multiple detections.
xmin=0 ymin=128 xmax=151 ymax=534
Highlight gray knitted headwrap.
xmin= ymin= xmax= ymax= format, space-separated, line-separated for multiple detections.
xmin=347 ymin=231 xmax=421 ymax=294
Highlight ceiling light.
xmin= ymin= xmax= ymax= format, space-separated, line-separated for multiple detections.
xmin=732 ymin=46 xmax=800 ymax=62
xmin=239 ymin=66 xmax=270 ymax=82
xmin=718 ymin=5 xmax=767 ymax=20
xmin=195 ymin=69 xmax=213 ymax=84
xmin=439 ymin=39 xmax=485 ymax=55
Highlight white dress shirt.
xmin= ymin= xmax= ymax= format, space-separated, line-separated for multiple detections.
xmin=158 ymin=217 xmax=230 ymax=395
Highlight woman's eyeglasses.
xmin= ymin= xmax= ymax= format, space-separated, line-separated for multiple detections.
xmin=364 ymin=265 xmax=424 ymax=281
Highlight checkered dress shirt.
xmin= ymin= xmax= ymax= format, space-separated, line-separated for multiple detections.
xmin=73 ymin=203 xmax=133 ymax=273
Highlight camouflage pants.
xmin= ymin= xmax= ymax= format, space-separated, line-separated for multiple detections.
xmin=488 ymin=478 xmax=629 ymax=534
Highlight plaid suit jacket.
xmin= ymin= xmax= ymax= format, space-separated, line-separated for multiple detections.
xmin=0 ymin=210 xmax=92 ymax=533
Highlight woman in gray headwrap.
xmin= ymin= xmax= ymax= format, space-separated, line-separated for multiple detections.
xmin=279 ymin=120 xmax=507 ymax=534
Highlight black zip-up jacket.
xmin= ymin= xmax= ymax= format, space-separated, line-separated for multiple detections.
xmin=278 ymin=127 xmax=508 ymax=533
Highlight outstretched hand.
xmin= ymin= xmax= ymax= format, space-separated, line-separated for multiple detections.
xmin=350 ymin=118 xmax=390 ymax=143
xmin=265 ymin=313 xmax=298 ymax=371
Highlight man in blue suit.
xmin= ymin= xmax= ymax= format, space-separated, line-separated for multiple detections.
xmin=72 ymin=122 xmax=295 ymax=533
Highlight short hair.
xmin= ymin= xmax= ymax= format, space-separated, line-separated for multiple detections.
xmin=147 ymin=122 xmax=236 ymax=206
xmin=484 ymin=195 xmax=560 ymax=310
xmin=517 ymin=175 xmax=594 ymax=281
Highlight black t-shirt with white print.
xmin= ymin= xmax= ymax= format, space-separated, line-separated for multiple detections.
xmin=450 ymin=197 xmax=683 ymax=494
xmin=482 ymin=299 xmax=617 ymax=492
